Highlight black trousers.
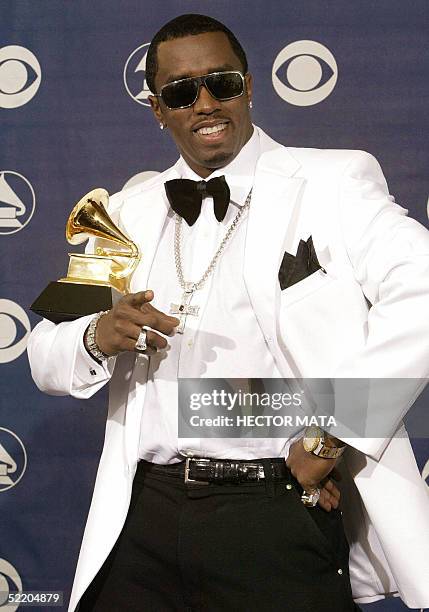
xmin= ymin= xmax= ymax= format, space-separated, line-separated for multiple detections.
xmin=78 ymin=459 xmax=358 ymax=612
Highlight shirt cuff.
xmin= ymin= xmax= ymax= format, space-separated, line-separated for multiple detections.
xmin=73 ymin=325 xmax=116 ymax=388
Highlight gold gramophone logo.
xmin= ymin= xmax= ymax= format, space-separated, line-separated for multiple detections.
xmin=30 ymin=188 xmax=141 ymax=323
xmin=61 ymin=188 xmax=140 ymax=293
xmin=0 ymin=428 xmax=27 ymax=493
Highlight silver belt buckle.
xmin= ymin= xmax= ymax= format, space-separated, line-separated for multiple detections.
xmin=239 ymin=462 xmax=265 ymax=480
xmin=184 ymin=457 xmax=210 ymax=485
xmin=244 ymin=463 xmax=265 ymax=480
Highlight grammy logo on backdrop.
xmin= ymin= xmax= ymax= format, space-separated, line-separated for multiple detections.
xmin=30 ymin=188 xmax=141 ymax=323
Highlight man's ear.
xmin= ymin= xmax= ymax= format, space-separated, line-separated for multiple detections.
xmin=149 ymin=95 xmax=164 ymax=126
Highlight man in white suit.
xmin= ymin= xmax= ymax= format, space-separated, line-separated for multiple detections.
xmin=28 ymin=13 xmax=429 ymax=612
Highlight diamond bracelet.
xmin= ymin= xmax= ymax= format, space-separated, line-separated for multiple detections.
xmin=85 ymin=311 xmax=110 ymax=363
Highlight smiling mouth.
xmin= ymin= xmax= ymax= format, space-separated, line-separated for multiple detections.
xmin=194 ymin=122 xmax=228 ymax=137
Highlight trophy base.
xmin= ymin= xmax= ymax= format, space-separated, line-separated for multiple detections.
xmin=30 ymin=281 xmax=121 ymax=324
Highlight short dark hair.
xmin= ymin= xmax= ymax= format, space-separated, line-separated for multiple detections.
xmin=146 ymin=14 xmax=248 ymax=94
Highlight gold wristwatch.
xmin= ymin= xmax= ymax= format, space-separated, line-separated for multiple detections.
xmin=302 ymin=426 xmax=346 ymax=459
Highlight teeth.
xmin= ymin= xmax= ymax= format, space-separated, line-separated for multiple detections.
xmin=197 ymin=123 xmax=227 ymax=135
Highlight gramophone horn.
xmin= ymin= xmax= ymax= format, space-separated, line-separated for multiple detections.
xmin=66 ymin=188 xmax=134 ymax=253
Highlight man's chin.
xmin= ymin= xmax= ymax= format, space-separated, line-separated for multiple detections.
xmin=201 ymin=150 xmax=235 ymax=170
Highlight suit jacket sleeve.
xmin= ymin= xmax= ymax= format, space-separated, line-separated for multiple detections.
xmin=332 ymin=150 xmax=429 ymax=458
xmin=26 ymin=193 xmax=125 ymax=398
xmin=27 ymin=314 xmax=114 ymax=397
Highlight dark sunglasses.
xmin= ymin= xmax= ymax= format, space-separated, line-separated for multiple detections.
xmin=155 ymin=70 xmax=246 ymax=110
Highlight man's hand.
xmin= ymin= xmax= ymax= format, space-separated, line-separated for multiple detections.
xmin=93 ymin=290 xmax=179 ymax=357
xmin=286 ymin=439 xmax=341 ymax=512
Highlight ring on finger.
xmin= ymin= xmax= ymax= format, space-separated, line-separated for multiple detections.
xmin=135 ymin=327 xmax=148 ymax=351
xmin=301 ymin=486 xmax=321 ymax=507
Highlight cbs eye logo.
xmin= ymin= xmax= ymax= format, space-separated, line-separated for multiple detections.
xmin=0 ymin=558 xmax=22 ymax=612
xmin=0 ymin=300 xmax=31 ymax=364
xmin=0 ymin=46 xmax=41 ymax=109
xmin=123 ymin=42 xmax=152 ymax=107
xmin=272 ymin=40 xmax=338 ymax=106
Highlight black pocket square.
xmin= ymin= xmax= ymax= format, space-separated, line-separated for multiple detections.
xmin=278 ymin=236 xmax=323 ymax=290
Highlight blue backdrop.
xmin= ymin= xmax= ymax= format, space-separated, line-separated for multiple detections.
xmin=1 ymin=1 xmax=428 ymax=610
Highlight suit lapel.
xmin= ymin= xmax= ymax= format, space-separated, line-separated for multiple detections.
xmin=244 ymin=138 xmax=305 ymax=376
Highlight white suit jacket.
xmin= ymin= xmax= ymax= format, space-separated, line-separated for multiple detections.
xmin=28 ymin=127 xmax=429 ymax=611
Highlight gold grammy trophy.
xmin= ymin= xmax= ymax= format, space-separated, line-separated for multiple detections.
xmin=30 ymin=189 xmax=140 ymax=323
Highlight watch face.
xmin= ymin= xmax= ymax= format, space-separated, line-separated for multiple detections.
xmin=303 ymin=426 xmax=321 ymax=452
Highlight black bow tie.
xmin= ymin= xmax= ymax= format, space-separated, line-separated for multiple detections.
xmin=164 ymin=176 xmax=230 ymax=226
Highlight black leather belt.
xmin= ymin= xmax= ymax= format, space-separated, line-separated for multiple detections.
xmin=139 ymin=457 xmax=290 ymax=485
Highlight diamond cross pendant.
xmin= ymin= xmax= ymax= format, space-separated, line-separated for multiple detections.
xmin=170 ymin=283 xmax=200 ymax=334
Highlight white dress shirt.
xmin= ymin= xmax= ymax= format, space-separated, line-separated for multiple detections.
xmin=139 ymin=128 xmax=297 ymax=463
